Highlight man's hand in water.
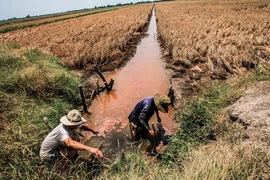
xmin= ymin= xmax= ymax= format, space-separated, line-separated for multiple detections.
xmin=87 ymin=147 xmax=103 ymax=158
xmin=149 ymin=130 xmax=155 ymax=136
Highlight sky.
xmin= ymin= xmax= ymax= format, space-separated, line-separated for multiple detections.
xmin=0 ymin=0 xmax=145 ymax=21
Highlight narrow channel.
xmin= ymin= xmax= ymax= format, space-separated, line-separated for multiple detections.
xmin=84 ymin=8 xmax=178 ymax=155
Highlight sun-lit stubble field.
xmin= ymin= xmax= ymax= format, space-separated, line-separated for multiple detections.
xmin=155 ymin=0 xmax=270 ymax=80
xmin=0 ymin=4 xmax=153 ymax=70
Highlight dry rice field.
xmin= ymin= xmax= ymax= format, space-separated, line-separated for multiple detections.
xmin=0 ymin=4 xmax=153 ymax=71
xmin=156 ymin=0 xmax=270 ymax=83
xmin=0 ymin=7 xmax=118 ymax=32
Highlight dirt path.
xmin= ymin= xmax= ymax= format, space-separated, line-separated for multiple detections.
xmin=228 ymin=81 xmax=270 ymax=152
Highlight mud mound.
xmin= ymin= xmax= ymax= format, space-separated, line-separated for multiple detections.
xmin=228 ymin=81 xmax=270 ymax=152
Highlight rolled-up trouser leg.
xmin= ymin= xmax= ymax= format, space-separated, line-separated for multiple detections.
xmin=129 ymin=122 xmax=134 ymax=141
xmin=129 ymin=122 xmax=138 ymax=141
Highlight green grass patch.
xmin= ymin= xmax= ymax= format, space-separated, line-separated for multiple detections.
xmin=0 ymin=47 xmax=84 ymax=179
xmin=109 ymin=153 xmax=149 ymax=176
xmin=161 ymin=83 xmax=235 ymax=167
xmin=0 ymin=49 xmax=81 ymax=103
xmin=98 ymin=152 xmax=182 ymax=180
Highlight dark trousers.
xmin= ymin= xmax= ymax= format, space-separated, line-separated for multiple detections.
xmin=129 ymin=121 xmax=150 ymax=141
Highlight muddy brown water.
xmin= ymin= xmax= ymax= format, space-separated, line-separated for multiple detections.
xmin=82 ymin=9 xmax=179 ymax=158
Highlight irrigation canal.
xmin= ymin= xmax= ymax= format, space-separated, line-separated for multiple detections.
xmin=83 ymin=8 xmax=178 ymax=157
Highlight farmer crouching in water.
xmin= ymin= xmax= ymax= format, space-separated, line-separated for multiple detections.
xmin=128 ymin=93 xmax=171 ymax=141
xmin=40 ymin=109 xmax=103 ymax=160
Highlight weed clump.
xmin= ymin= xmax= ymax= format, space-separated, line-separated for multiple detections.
xmin=0 ymin=49 xmax=81 ymax=103
xmin=161 ymin=82 xmax=240 ymax=167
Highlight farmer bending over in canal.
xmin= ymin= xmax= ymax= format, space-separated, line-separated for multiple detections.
xmin=128 ymin=93 xmax=171 ymax=141
xmin=40 ymin=109 xmax=103 ymax=160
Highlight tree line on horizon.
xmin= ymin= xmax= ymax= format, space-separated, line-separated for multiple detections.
xmin=2 ymin=0 xmax=163 ymax=22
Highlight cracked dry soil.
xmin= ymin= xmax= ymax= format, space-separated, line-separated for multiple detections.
xmin=229 ymin=81 xmax=270 ymax=152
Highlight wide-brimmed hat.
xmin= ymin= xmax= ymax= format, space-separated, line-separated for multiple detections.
xmin=60 ymin=109 xmax=86 ymax=126
xmin=154 ymin=93 xmax=171 ymax=113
